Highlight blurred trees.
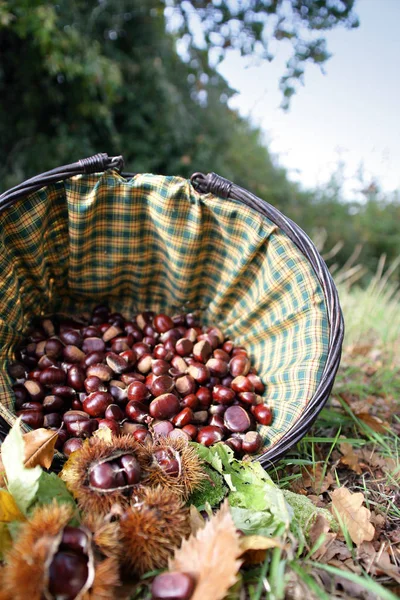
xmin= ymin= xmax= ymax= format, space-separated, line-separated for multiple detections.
xmin=0 ymin=0 xmax=399 ymax=278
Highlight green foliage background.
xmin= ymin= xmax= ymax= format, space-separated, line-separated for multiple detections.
xmin=0 ymin=0 xmax=398 ymax=278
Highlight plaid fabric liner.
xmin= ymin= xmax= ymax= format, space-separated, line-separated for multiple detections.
xmin=0 ymin=170 xmax=329 ymax=454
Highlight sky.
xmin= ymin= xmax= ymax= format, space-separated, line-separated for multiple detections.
xmin=218 ymin=0 xmax=400 ymax=199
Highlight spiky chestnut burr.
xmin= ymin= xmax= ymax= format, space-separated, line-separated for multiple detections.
xmin=60 ymin=435 xmax=143 ymax=515
xmin=119 ymin=486 xmax=191 ymax=575
xmin=137 ymin=436 xmax=206 ymax=499
xmin=2 ymin=502 xmax=120 ymax=600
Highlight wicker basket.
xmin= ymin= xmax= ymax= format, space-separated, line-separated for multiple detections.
xmin=0 ymin=153 xmax=344 ymax=466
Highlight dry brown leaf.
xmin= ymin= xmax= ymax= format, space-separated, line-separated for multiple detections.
xmin=331 ymin=487 xmax=375 ymax=545
xmin=189 ymin=505 xmax=206 ymax=535
xmin=308 ymin=515 xmax=348 ymax=563
xmin=23 ymin=428 xmax=59 ymax=469
xmin=170 ymin=501 xmax=242 ymax=600
xmin=239 ymin=535 xmax=282 ymax=565
xmin=339 ymin=442 xmax=362 ymax=474
xmin=355 ymin=412 xmax=389 ymax=433
xmin=309 ymin=514 xmax=330 ymax=546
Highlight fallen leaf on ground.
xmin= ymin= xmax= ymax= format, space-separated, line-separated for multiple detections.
xmin=339 ymin=442 xmax=362 ymax=474
xmin=189 ymin=505 xmax=205 ymax=535
xmin=293 ymin=463 xmax=334 ymax=494
xmin=239 ymin=535 xmax=282 ymax=565
xmin=355 ymin=413 xmax=389 ymax=433
xmin=0 ymin=490 xmax=26 ymax=522
xmin=170 ymin=501 xmax=242 ymax=600
xmin=0 ymin=458 xmax=5 ymax=487
xmin=309 ymin=515 xmax=351 ymax=562
xmin=23 ymin=428 xmax=59 ymax=469
xmin=331 ymin=487 xmax=375 ymax=545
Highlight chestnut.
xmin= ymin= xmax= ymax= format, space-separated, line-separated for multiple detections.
xmin=63 ymin=345 xmax=86 ymax=363
xmin=242 ymin=431 xmax=262 ymax=454
xmin=44 ymin=412 xmax=62 ymax=428
xmin=192 ymin=340 xmax=212 ymax=363
xmin=106 ymin=352 xmax=129 ymax=374
xmin=175 ymin=375 xmax=196 ymax=396
xmin=151 ymin=375 xmax=174 ymax=397
xmin=42 ymin=395 xmax=65 ymax=413
xmin=149 ymin=394 xmax=180 ymax=420
xmin=172 ymin=407 xmax=194 ymax=428
xmin=86 ymin=363 xmax=113 ymax=382
xmin=247 ymin=373 xmax=266 ymax=394
xmin=59 ymin=330 xmax=82 ymax=347
xmin=105 ymin=404 xmax=125 ymax=421
xmin=24 ymin=379 xmax=45 ymax=402
xmin=182 ymin=424 xmax=198 ymax=440
xmin=82 ymin=337 xmax=105 ymax=354
xmin=67 ymin=365 xmax=86 ymax=391
xmin=229 ymin=355 xmax=250 ymax=377
xmin=16 ymin=410 xmax=44 ymax=429
xmin=125 ymin=401 xmax=149 ymax=423
xmin=153 ymin=314 xmax=174 ymax=334
xmin=224 ymin=406 xmax=251 ymax=433
xmin=48 ymin=551 xmax=89 ymax=600
xmin=127 ymin=381 xmax=149 ymax=402
xmin=196 ymin=425 xmax=224 ymax=446
xmin=83 ymin=391 xmax=113 ymax=417
xmin=63 ymin=438 xmax=84 ymax=456
xmin=175 ymin=338 xmax=193 ymax=357
xmin=152 ymin=420 xmax=174 ymax=437
xmin=97 ymin=418 xmax=120 ymax=436
xmin=118 ymin=454 xmax=141 ymax=485
xmin=251 ymin=404 xmax=273 ymax=425
xmin=231 ymin=375 xmax=254 ymax=393
xmin=212 ymin=385 xmax=235 ymax=405
xmin=81 ymin=351 xmax=105 ymax=369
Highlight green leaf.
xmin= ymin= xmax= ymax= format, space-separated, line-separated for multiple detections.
xmin=33 ymin=472 xmax=76 ymax=513
xmin=193 ymin=443 xmax=291 ymax=534
xmin=1 ymin=419 xmax=42 ymax=515
xmin=230 ymin=506 xmax=277 ymax=536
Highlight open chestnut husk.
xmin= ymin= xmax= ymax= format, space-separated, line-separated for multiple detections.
xmin=60 ymin=436 xmax=143 ymax=515
xmin=1 ymin=502 xmax=120 ymax=600
xmin=138 ymin=436 xmax=205 ymax=499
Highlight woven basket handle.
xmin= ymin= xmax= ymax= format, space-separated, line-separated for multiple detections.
xmin=0 ymin=153 xmax=124 ymax=212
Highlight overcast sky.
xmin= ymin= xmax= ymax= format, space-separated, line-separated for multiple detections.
xmin=218 ymin=0 xmax=400 ymax=198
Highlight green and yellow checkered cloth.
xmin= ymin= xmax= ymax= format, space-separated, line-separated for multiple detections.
xmin=0 ymin=170 xmax=329 ymax=454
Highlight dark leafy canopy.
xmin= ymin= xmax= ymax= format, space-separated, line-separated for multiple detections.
xmin=0 ymin=0 xmax=357 ymax=189
xmin=167 ymin=0 xmax=359 ymax=105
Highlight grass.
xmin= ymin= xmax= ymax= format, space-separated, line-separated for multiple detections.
xmin=238 ymin=261 xmax=400 ymax=599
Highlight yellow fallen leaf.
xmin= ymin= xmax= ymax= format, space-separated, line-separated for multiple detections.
xmin=170 ymin=501 xmax=242 ymax=600
xmin=331 ymin=487 xmax=375 ymax=545
xmin=23 ymin=428 xmax=59 ymax=469
xmin=240 ymin=535 xmax=282 ymax=553
xmin=0 ymin=523 xmax=12 ymax=559
xmin=239 ymin=535 xmax=282 ymax=565
xmin=0 ymin=490 xmax=26 ymax=523
xmin=0 ymin=458 xmax=5 ymax=487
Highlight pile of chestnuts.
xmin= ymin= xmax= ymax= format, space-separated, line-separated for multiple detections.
xmin=8 ymin=306 xmax=273 ymax=457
